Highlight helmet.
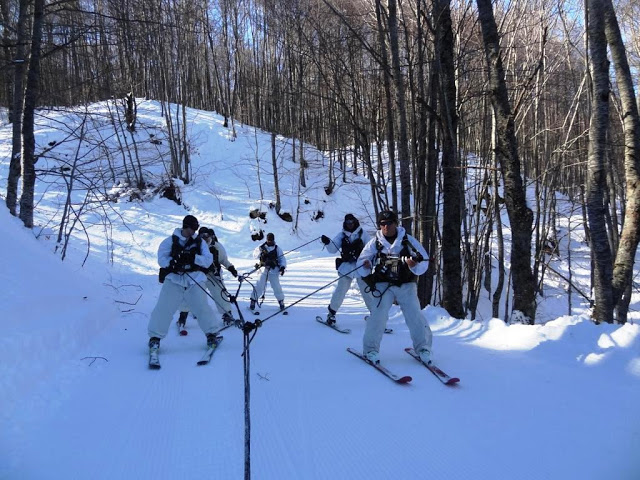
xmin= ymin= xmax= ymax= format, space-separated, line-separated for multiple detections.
xmin=376 ymin=210 xmax=398 ymax=226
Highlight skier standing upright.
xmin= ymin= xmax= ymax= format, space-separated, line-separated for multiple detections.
xmin=177 ymin=226 xmax=238 ymax=329
xmin=250 ymin=232 xmax=287 ymax=311
xmin=320 ymin=213 xmax=375 ymax=325
xmin=148 ymin=215 xmax=223 ymax=357
xmin=356 ymin=210 xmax=432 ymax=365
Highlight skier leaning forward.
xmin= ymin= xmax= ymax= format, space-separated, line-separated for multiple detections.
xmin=148 ymin=215 xmax=223 ymax=353
xmin=320 ymin=213 xmax=376 ymax=325
xmin=356 ymin=210 xmax=433 ymax=365
xmin=203 ymin=227 xmax=238 ymax=324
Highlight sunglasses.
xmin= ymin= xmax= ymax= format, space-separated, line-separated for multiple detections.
xmin=201 ymin=233 xmax=211 ymax=239
xmin=379 ymin=220 xmax=394 ymax=226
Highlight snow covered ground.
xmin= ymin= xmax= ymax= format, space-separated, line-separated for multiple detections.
xmin=0 ymin=101 xmax=639 ymax=479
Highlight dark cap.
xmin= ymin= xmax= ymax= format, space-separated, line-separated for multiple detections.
xmin=343 ymin=213 xmax=359 ymax=232
xmin=183 ymin=215 xmax=199 ymax=230
xmin=266 ymin=232 xmax=275 ymax=241
xmin=199 ymin=226 xmax=214 ymax=237
xmin=377 ymin=210 xmax=398 ymax=225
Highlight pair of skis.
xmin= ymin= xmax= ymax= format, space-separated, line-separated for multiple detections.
xmin=251 ymin=306 xmax=288 ymax=316
xmin=315 ymin=316 xmax=393 ymax=335
xmin=148 ymin=336 xmax=224 ymax=369
xmin=347 ymin=347 xmax=460 ymax=386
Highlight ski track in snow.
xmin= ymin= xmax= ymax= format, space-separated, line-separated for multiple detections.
xmin=3 ymin=260 xmax=640 ymax=479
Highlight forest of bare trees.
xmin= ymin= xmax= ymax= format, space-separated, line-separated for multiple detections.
xmin=2 ymin=0 xmax=640 ymax=324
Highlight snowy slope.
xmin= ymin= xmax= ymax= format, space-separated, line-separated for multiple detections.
xmin=0 ymin=101 xmax=639 ymax=480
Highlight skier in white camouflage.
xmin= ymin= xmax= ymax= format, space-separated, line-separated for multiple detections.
xmin=320 ymin=213 xmax=375 ymax=326
xmin=356 ymin=210 xmax=432 ymax=365
xmin=177 ymin=226 xmax=239 ymax=330
xmin=250 ymin=232 xmax=287 ymax=312
xmin=148 ymin=215 xmax=223 ymax=357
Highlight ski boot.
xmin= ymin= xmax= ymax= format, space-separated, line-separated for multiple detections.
xmin=222 ymin=312 xmax=234 ymax=326
xmin=326 ymin=308 xmax=337 ymax=326
xmin=177 ymin=311 xmax=188 ymax=328
xmin=418 ymin=348 xmax=432 ymax=365
xmin=365 ymin=350 xmax=380 ymax=365
xmin=206 ymin=333 xmax=221 ymax=349
xmin=149 ymin=337 xmax=160 ymax=352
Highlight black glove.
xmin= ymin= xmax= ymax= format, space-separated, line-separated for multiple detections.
xmin=280 ymin=267 xmax=285 ymax=276
xmin=228 ymin=265 xmax=238 ymax=277
xmin=321 ymin=235 xmax=331 ymax=245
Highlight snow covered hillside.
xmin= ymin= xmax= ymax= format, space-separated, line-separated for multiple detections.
xmin=0 ymin=101 xmax=639 ymax=479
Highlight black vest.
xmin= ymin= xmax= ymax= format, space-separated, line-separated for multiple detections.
xmin=372 ymin=233 xmax=416 ymax=285
xmin=341 ymin=234 xmax=364 ymax=263
xmin=159 ymin=235 xmax=207 ymax=283
xmin=260 ymin=243 xmax=279 ymax=268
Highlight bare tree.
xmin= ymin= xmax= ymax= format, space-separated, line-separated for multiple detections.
xmin=19 ymin=0 xmax=45 ymax=228
xmin=585 ymin=0 xmax=614 ymax=323
xmin=602 ymin=0 xmax=640 ymax=323
xmin=476 ymin=0 xmax=537 ymax=323
xmin=6 ymin=0 xmax=30 ymax=216
xmin=437 ymin=0 xmax=465 ymax=318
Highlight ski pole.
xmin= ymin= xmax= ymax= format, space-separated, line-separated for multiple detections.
xmin=183 ymin=271 xmax=243 ymax=333
xmin=240 ymin=263 xmax=364 ymax=346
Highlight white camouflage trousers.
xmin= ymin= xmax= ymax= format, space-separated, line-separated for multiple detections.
xmin=329 ymin=275 xmax=376 ymax=314
xmin=148 ymin=281 xmax=221 ymax=339
xmin=363 ymin=281 xmax=432 ymax=355
xmin=251 ymin=267 xmax=284 ymax=302
xmin=180 ymin=275 xmax=233 ymax=318
xmin=205 ymin=275 xmax=233 ymax=315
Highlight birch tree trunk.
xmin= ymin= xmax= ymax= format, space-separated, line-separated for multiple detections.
xmin=19 ymin=0 xmax=45 ymax=229
xmin=6 ymin=0 xmax=29 ymax=216
xmin=586 ymin=0 xmax=614 ymax=323
xmin=437 ymin=0 xmax=464 ymax=318
xmin=375 ymin=0 xmax=398 ymax=215
xmin=476 ymin=0 xmax=537 ymax=323
xmin=603 ymin=0 xmax=640 ymax=323
xmin=387 ymin=0 xmax=412 ymax=230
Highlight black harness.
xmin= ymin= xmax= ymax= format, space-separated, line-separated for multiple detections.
xmin=372 ymin=233 xmax=417 ymax=285
xmin=159 ymin=234 xmax=207 ymax=282
xmin=209 ymin=242 xmax=222 ymax=277
xmin=341 ymin=234 xmax=364 ymax=263
xmin=260 ymin=243 xmax=279 ymax=269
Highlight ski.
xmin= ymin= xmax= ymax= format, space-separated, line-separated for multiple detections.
xmin=316 ymin=316 xmax=351 ymax=334
xmin=197 ymin=336 xmax=224 ymax=366
xmin=177 ymin=321 xmax=187 ymax=336
xmin=347 ymin=348 xmax=412 ymax=384
xmin=364 ymin=316 xmax=393 ymax=334
xmin=405 ymin=348 xmax=460 ymax=385
xmin=149 ymin=350 xmax=161 ymax=370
